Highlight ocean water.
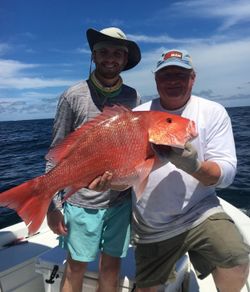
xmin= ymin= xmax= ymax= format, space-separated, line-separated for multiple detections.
xmin=0 ymin=106 xmax=250 ymax=229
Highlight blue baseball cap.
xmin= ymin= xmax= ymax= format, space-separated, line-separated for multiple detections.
xmin=153 ymin=49 xmax=193 ymax=73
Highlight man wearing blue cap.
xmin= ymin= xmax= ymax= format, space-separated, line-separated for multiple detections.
xmin=132 ymin=49 xmax=250 ymax=292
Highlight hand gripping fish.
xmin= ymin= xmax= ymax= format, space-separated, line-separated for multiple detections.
xmin=0 ymin=105 xmax=197 ymax=234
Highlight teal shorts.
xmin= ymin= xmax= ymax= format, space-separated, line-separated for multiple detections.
xmin=60 ymin=199 xmax=132 ymax=262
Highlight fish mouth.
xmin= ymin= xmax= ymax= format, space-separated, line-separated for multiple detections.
xmin=150 ymin=130 xmax=197 ymax=151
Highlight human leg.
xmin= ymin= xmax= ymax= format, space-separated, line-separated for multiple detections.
xmin=134 ymin=212 xmax=250 ymax=291
xmin=212 ymin=263 xmax=249 ymax=292
xmin=60 ymin=253 xmax=87 ymax=292
xmin=135 ymin=233 xmax=188 ymax=289
xmin=97 ymin=252 xmax=121 ymax=292
xmin=187 ymin=212 xmax=250 ymax=291
xmin=97 ymin=199 xmax=132 ymax=291
xmin=60 ymin=203 xmax=106 ymax=291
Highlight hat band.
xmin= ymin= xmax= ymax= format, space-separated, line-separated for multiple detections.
xmin=93 ymin=41 xmax=128 ymax=52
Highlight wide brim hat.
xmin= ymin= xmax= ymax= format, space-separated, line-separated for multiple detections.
xmin=86 ymin=27 xmax=141 ymax=71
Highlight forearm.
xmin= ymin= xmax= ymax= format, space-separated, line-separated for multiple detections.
xmin=192 ymin=160 xmax=221 ymax=186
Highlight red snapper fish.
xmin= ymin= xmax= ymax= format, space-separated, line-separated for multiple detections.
xmin=0 ymin=105 xmax=197 ymax=234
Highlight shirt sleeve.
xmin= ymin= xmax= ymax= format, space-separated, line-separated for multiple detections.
xmin=46 ymin=94 xmax=74 ymax=212
xmin=205 ymin=107 xmax=237 ymax=188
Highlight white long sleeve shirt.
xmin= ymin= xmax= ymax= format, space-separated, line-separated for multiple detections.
xmin=132 ymin=95 xmax=237 ymax=243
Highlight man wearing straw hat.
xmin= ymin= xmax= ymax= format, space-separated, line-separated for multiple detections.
xmin=46 ymin=27 xmax=141 ymax=292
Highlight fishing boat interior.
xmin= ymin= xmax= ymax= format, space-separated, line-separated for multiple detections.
xmin=0 ymin=198 xmax=249 ymax=292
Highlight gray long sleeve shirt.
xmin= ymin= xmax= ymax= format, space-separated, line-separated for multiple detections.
xmin=47 ymin=79 xmax=140 ymax=211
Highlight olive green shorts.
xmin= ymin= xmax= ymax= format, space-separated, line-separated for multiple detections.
xmin=135 ymin=212 xmax=250 ymax=288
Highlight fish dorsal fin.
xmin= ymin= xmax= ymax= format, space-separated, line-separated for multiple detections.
xmin=103 ymin=104 xmax=131 ymax=115
xmin=45 ymin=105 xmax=132 ymax=165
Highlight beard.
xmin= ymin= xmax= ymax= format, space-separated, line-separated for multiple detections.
xmin=95 ymin=64 xmax=123 ymax=80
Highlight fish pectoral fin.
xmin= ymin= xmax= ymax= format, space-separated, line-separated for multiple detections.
xmin=133 ymin=177 xmax=149 ymax=201
xmin=133 ymin=157 xmax=156 ymax=200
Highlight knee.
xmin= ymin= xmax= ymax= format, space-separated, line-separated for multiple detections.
xmin=100 ymin=261 xmax=120 ymax=275
xmin=100 ymin=254 xmax=120 ymax=275
xmin=235 ymin=262 xmax=249 ymax=281
xmin=214 ymin=262 xmax=250 ymax=287
xmin=66 ymin=258 xmax=86 ymax=276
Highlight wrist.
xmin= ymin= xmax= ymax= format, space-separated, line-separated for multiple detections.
xmin=192 ymin=161 xmax=221 ymax=186
xmin=191 ymin=159 xmax=202 ymax=174
xmin=179 ymin=158 xmax=201 ymax=174
xmin=47 ymin=206 xmax=60 ymax=214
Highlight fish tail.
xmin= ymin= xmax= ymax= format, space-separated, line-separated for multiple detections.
xmin=0 ymin=176 xmax=53 ymax=235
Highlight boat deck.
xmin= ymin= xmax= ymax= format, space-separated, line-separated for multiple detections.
xmin=0 ymin=198 xmax=249 ymax=292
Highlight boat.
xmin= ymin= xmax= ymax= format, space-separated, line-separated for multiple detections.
xmin=0 ymin=197 xmax=249 ymax=292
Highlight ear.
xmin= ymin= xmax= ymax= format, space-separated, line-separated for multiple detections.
xmin=191 ymin=70 xmax=196 ymax=79
xmin=92 ymin=51 xmax=96 ymax=63
xmin=190 ymin=70 xmax=196 ymax=85
xmin=122 ymin=51 xmax=128 ymax=68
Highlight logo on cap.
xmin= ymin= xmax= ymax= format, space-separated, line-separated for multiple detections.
xmin=163 ymin=51 xmax=183 ymax=61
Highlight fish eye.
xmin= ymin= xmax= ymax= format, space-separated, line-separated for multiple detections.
xmin=166 ymin=118 xmax=172 ymax=123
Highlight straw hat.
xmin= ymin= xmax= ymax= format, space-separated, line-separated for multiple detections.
xmin=86 ymin=27 xmax=141 ymax=71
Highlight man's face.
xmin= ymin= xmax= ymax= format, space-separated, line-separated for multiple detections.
xmin=93 ymin=46 xmax=128 ymax=79
xmin=155 ymin=66 xmax=195 ymax=109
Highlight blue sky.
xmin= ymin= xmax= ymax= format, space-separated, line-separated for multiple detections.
xmin=1 ymin=0 xmax=250 ymax=121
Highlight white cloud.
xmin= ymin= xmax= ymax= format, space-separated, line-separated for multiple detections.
xmin=0 ymin=92 xmax=58 ymax=121
xmin=127 ymin=34 xmax=207 ymax=44
xmin=123 ymin=37 xmax=250 ymax=106
xmin=188 ymin=39 xmax=250 ymax=96
xmin=0 ymin=77 xmax=75 ymax=89
xmin=0 ymin=59 xmax=37 ymax=77
xmin=0 ymin=59 xmax=76 ymax=89
xmin=20 ymin=91 xmax=55 ymax=99
xmin=171 ymin=0 xmax=250 ymax=31
xmin=75 ymin=47 xmax=91 ymax=54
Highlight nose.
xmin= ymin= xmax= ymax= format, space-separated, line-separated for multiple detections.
xmin=105 ymin=52 xmax=115 ymax=59
xmin=165 ymin=74 xmax=182 ymax=84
